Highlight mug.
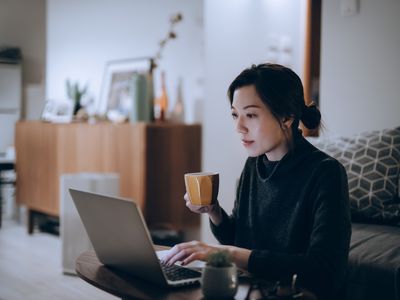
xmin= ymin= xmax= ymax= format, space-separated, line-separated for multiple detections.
xmin=184 ymin=172 xmax=219 ymax=205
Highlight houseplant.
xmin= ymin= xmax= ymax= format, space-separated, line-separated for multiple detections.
xmin=66 ymin=79 xmax=88 ymax=116
xmin=201 ymin=250 xmax=238 ymax=299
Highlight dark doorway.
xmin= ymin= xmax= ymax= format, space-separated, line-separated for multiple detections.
xmin=303 ymin=0 xmax=322 ymax=136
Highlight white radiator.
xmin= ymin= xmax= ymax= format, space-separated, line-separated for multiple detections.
xmin=60 ymin=172 xmax=119 ymax=275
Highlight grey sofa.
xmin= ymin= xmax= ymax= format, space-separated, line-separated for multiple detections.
xmin=309 ymin=127 xmax=400 ymax=300
xmin=349 ymin=223 xmax=400 ymax=300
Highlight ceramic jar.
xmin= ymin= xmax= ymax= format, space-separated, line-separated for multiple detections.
xmin=201 ymin=263 xmax=238 ymax=299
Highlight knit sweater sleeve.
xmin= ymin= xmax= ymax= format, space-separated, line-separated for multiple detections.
xmin=209 ymin=171 xmax=244 ymax=245
xmin=248 ymin=159 xmax=351 ymax=300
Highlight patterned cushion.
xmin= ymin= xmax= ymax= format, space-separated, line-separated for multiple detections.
xmin=308 ymin=127 xmax=400 ymax=225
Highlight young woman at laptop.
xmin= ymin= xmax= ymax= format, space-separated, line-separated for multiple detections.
xmin=162 ymin=64 xmax=351 ymax=300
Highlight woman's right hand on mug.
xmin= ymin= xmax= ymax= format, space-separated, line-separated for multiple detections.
xmin=184 ymin=193 xmax=223 ymax=226
xmin=184 ymin=193 xmax=219 ymax=214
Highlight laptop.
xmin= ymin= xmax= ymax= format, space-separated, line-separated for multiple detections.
xmin=69 ymin=188 xmax=201 ymax=287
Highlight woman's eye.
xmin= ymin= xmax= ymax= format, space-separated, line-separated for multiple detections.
xmin=247 ymin=113 xmax=257 ymax=119
xmin=231 ymin=113 xmax=238 ymax=119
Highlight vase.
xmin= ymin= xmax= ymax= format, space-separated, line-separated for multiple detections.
xmin=201 ymin=263 xmax=238 ymax=299
xmin=73 ymin=100 xmax=82 ymax=116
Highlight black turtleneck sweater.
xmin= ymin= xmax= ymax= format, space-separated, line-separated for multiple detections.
xmin=210 ymin=133 xmax=351 ymax=300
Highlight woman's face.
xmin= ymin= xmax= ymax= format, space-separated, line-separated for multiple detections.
xmin=231 ymin=85 xmax=291 ymax=161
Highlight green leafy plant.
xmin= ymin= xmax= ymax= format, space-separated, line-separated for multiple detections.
xmin=206 ymin=250 xmax=233 ymax=268
xmin=66 ymin=79 xmax=88 ymax=115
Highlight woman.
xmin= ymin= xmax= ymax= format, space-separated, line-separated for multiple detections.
xmin=162 ymin=63 xmax=351 ymax=300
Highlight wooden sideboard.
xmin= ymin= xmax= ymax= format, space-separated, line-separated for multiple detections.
xmin=15 ymin=121 xmax=201 ymax=233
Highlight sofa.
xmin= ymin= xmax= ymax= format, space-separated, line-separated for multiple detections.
xmin=309 ymin=127 xmax=400 ymax=300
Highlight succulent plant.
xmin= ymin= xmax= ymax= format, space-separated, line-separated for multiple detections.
xmin=206 ymin=250 xmax=233 ymax=268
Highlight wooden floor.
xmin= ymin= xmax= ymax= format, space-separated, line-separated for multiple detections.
xmin=0 ymin=219 xmax=118 ymax=300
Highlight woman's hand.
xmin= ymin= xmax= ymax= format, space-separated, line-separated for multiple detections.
xmin=161 ymin=241 xmax=252 ymax=270
xmin=184 ymin=193 xmax=217 ymax=213
xmin=184 ymin=193 xmax=223 ymax=225
xmin=161 ymin=241 xmax=219 ymax=266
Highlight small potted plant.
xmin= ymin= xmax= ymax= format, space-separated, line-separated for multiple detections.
xmin=66 ymin=79 xmax=88 ymax=116
xmin=201 ymin=250 xmax=238 ymax=299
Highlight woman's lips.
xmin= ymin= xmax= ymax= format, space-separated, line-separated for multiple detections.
xmin=241 ymin=140 xmax=254 ymax=147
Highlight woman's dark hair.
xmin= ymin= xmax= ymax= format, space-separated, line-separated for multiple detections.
xmin=227 ymin=63 xmax=321 ymax=131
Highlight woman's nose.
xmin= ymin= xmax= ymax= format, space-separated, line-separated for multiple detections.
xmin=235 ymin=116 xmax=247 ymax=134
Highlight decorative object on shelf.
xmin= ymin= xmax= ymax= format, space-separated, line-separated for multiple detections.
xmin=99 ymin=57 xmax=155 ymax=123
xmin=130 ymin=72 xmax=154 ymax=123
xmin=66 ymin=79 xmax=88 ymax=116
xmin=201 ymin=250 xmax=238 ymax=299
xmin=154 ymin=71 xmax=169 ymax=121
xmin=153 ymin=13 xmax=183 ymax=68
xmin=151 ymin=12 xmax=183 ymax=122
xmin=97 ymin=12 xmax=182 ymax=123
xmin=41 ymin=99 xmax=73 ymax=123
xmin=170 ymin=78 xmax=185 ymax=123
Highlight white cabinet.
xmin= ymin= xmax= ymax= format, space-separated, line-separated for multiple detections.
xmin=60 ymin=173 xmax=119 ymax=275
xmin=0 ymin=63 xmax=22 ymax=153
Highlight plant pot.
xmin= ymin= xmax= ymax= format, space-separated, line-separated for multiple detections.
xmin=201 ymin=263 xmax=238 ymax=299
xmin=73 ymin=100 xmax=82 ymax=116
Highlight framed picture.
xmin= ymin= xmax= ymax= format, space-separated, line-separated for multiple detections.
xmin=97 ymin=57 xmax=155 ymax=115
xmin=41 ymin=100 xmax=74 ymax=123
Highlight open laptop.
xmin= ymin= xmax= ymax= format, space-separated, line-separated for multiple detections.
xmin=69 ymin=188 xmax=201 ymax=287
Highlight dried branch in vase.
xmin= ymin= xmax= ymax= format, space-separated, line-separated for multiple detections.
xmin=154 ymin=12 xmax=183 ymax=67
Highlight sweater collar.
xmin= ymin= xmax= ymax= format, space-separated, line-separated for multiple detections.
xmin=256 ymin=129 xmax=313 ymax=181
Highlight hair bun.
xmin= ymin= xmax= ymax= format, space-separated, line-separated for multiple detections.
xmin=301 ymin=103 xmax=321 ymax=130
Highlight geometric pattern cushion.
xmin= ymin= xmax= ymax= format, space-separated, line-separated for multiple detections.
xmin=309 ymin=127 xmax=400 ymax=226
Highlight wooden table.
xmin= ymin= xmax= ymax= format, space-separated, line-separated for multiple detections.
xmin=76 ymin=250 xmax=318 ymax=300
xmin=76 ymin=249 xmax=254 ymax=300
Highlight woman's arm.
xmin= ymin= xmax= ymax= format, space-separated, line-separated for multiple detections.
xmin=208 ymin=203 xmax=223 ymax=225
xmin=208 ymin=172 xmax=244 ymax=244
xmin=160 ymin=240 xmax=252 ymax=270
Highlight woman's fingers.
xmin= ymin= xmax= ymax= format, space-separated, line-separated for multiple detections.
xmin=162 ymin=242 xmax=197 ymax=266
xmin=162 ymin=243 xmax=185 ymax=263
xmin=186 ymin=202 xmax=210 ymax=213
xmin=182 ymin=252 xmax=203 ymax=266
xmin=162 ymin=241 xmax=214 ymax=266
xmin=166 ymin=248 xmax=192 ymax=266
xmin=184 ymin=193 xmax=190 ymax=203
xmin=184 ymin=193 xmax=220 ymax=215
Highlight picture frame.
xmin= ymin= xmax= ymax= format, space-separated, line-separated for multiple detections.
xmin=97 ymin=57 xmax=155 ymax=116
xmin=41 ymin=99 xmax=74 ymax=123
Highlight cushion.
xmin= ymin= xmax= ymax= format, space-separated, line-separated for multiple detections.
xmin=309 ymin=127 xmax=400 ymax=225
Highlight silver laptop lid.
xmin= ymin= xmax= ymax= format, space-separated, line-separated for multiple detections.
xmin=69 ymin=189 xmax=169 ymax=286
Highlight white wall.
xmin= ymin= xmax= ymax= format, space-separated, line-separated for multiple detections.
xmin=0 ymin=0 xmax=46 ymax=119
xmin=46 ymin=0 xmax=204 ymax=123
xmin=0 ymin=0 xmax=46 ymax=85
xmin=320 ymin=0 xmax=400 ymax=136
xmin=202 ymin=0 xmax=305 ymax=243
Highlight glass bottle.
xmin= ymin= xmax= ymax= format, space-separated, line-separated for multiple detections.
xmin=155 ymin=71 xmax=169 ymax=121
xmin=170 ymin=78 xmax=184 ymax=123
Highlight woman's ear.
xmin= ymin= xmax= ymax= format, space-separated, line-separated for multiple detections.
xmin=281 ymin=116 xmax=294 ymax=130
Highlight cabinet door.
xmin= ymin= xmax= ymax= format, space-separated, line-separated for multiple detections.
xmin=145 ymin=124 xmax=201 ymax=230
xmin=114 ymin=123 xmax=147 ymax=209
xmin=16 ymin=122 xmax=59 ymax=216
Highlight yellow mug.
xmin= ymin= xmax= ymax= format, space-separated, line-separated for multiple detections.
xmin=184 ymin=172 xmax=219 ymax=205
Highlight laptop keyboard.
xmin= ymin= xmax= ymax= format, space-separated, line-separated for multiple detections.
xmin=160 ymin=261 xmax=201 ymax=281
